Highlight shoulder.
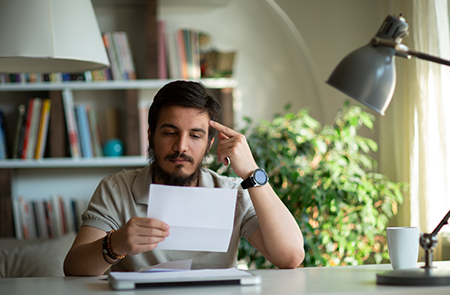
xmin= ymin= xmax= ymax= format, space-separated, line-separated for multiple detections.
xmin=200 ymin=167 xmax=242 ymax=189
xmin=101 ymin=166 xmax=148 ymax=186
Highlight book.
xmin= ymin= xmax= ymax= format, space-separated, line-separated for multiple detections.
xmin=21 ymin=98 xmax=43 ymax=159
xmin=58 ymin=196 xmax=68 ymax=235
xmin=12 ymin=198 xmax=23 ymax=239
xmin=86 ymin=105 xmax=103 ymax=157
xmin=62 ymin=89 xmax=81 ymax=158
xmin=45 ymin=200 xmax=55 ymax=238
xmin=18 ymin=197 xmax=30 ymax=239
xmin=190 ymin=29 xmax=201 ymax=79
xmin=34 ymin=99 xmax=51 ymax=159
xmin=48 ymin=91 xmax=66 ymax=158
xmin=166 ymin=28 xmax=181 ymax=79
xmin=0 ymin=109 xmax=7 ymax=159
xmin=33 ymin=199 xmax=49 ymax=239
xmin=119 ymin=31 xmax=137 ymax=80
xmin=112 ymin=32 xmax=130 ymax=80
xmin=176 ymin=30 xmax=189 ymax=79
xmin=62 ymin=197 xmax=75 ymax=234
xmin=103 ymin=32 xmax=122 ymax=81
xmin=12 ymin=104 xmax=27 ymax=159
xmin=75 ymin=104 xmax=93 ymax=158
xmin=26 ymin=98 xmax=42 ymax=159
xmin=50 ymin=195 xmax=63 ymax=238
xmin=20 ymin=99 xmax=34 ymax=159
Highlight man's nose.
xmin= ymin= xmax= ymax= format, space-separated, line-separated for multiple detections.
xmin=173 ymin=134 xmax=189 ymax=153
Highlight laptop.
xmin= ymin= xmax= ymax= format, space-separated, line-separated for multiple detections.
xmin=108 ymin=268 xmax=262 ymax=290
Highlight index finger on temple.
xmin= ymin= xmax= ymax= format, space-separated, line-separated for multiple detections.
xmin=209 ymin=120 xmax=239 ymax=137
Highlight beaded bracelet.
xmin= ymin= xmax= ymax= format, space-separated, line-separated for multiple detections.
xmin=102 ymin=230 xmax=126 ymax=264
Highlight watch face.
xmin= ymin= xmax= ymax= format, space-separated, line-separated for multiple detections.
xmin=254 ymin=169 xmax=268 ymax=185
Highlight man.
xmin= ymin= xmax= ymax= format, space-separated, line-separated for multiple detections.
xmin=64 ymin=80 xmax=304 ymax=276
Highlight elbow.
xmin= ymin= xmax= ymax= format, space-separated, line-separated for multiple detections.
xmin=275 ymin=247 xmax=305 ymax=269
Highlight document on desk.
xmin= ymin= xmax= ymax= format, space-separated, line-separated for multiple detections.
xmin=147 ymin=184 xmax=238 ymax=252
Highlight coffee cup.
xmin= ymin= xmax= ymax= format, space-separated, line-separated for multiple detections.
xmin=386 ymin=227 xmax=420 ymax=270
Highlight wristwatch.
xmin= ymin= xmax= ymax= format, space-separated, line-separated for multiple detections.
xmin=241 ymin=168 xmax=268 ymax=189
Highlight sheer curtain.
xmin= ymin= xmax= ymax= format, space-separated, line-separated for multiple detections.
xmin=381 ymin=0 xmax=450 ymax=236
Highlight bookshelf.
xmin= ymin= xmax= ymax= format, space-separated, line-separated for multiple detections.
xmin=0 ymin=0 xmax=237 ymax=238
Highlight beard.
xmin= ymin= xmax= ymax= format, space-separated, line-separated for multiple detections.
xmin=148 ymin=145 xmax=205 ymax=186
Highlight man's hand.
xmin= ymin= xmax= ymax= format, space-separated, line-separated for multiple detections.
xmin=112 ymin=217 xmax=170 ymax=256
xmin=209 ymin=120 xmax=258 ymax=180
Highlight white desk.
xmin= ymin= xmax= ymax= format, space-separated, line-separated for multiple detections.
xmin=2 ymin=262 xmax=450 ymax=295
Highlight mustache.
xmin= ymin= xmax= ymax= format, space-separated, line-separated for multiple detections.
xmin=164 ymin=152 xmax=194 ymax=163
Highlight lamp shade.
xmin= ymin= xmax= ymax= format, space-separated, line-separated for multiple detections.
xmin=327 ymin=15 xmax=409 ymax=115
xmin=0 ymin=0 xmax=110 ymax=73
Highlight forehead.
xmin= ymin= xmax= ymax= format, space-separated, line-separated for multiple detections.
xmin=156 ymin=105 xmax=210 ymax=129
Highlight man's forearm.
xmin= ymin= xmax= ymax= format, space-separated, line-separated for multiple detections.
xmin=64 ymin=237 xmax=113 ymax=276
xmin=248 ymin=184 xmax=305 ymax=268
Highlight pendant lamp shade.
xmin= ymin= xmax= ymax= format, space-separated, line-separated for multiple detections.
xmin=0 ymin=0 xmax=110 ymax=73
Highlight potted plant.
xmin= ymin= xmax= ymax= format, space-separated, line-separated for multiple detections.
xmin=207 ymin=101 xmax=407 ymax=268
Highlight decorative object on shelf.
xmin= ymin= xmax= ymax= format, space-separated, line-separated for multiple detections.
xmin=199 ymin=31 xmax=236 ymax=78
xmin=103 ymin=138 xmax=123 ymax=157
xmin=327 ymin=14 xmax=450 ymax=286
xmin=0 ymin=0 xmax=109 ymax=73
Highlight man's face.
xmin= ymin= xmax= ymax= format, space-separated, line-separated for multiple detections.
xmin=149 ymin=105 xmax=212 ymax=186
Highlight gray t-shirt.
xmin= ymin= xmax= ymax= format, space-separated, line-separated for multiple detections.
xmin=81 ymin=165 xmax=260 ymax=271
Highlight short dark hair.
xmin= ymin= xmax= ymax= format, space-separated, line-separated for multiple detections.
xmin=148 ymin=80 xmax=222 ymax=144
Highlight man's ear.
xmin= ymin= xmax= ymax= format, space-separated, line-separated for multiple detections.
xmin=148 ymin=127 xmax=153 ymax=148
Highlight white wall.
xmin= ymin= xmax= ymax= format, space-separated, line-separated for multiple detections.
xmin=159 ymin=0 xmax=387 ymax=125
xmin=158 ymin=0 xmax=389 ymax=165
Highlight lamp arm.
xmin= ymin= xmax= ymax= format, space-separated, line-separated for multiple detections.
xmin=371 ymin=37 xmax=450 ymax=67
xmin=431 ymin=210 xmax=450 ymax=237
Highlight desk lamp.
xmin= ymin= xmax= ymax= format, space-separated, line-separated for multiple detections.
xmin=0 ymin=0 xmax=109 ymax=73
xmin=327 ymin=14 xmax=450 ymax=286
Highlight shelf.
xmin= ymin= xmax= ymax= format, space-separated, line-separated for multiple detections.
xmin=0 ymin=78 xmax=237 ymax=92
xmin=0 ymin=156 xmax=148 ymax=168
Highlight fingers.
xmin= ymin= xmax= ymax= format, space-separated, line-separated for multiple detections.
xmin=116 ymin=217 xmax=170 ymax=255
xmin=209 ymin=120 xmax=239 ymax=138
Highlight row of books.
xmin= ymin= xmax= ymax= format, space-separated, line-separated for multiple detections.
xmin=162 ymin=25 xmax=201 ymax=80
xmin=0 ymin=31 xmax=137 ymax=83
xmin=2 ymin=92 xmax=103 ymax=160
xmin=10 ymin=98 xmax=52 ymax=160
xmin=12 ymin=196 xmax=88 ymax=240
xmin=0 ymin=72 xmax=88 ymax=84
xmin=62 ymin=90 xmax=103 ymax=158
xmin=160 ymin=22 xmax=236 ymax=80
xmin=101 ymin=31 xmax=137 ymax=81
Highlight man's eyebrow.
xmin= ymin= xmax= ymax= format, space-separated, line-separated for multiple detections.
xmin=160 ymin=123 xmax=178 ymax=129
xmin=160 ymin=124 xmax=207 ymax=134
xmin=191 ymin=128 xmax=207 ymax=134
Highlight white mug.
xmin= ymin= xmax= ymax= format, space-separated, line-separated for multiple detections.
xmin=386 ymin=227 xmax=420 ymax=270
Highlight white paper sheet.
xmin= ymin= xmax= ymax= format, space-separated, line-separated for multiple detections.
xmin=147 ymin=184 xmax=238 ymax=252
xmin=139 ymin=259 xmax=192 ymax=272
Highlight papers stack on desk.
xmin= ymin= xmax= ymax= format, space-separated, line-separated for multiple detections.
xmin=108 ymin=268 xmax=261 ymax=290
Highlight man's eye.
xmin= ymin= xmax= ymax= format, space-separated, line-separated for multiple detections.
xmin=165 ymin=131 xmax=176 ymax=136
xmin=191 ymin=134 xmax=201 ymax=139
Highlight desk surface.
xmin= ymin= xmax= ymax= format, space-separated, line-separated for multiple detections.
xmin=2 ymin=262 xmax=450 ymax=295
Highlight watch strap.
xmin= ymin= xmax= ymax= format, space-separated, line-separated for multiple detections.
xmin=241 ymin=175 xmax=256 ymax=190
